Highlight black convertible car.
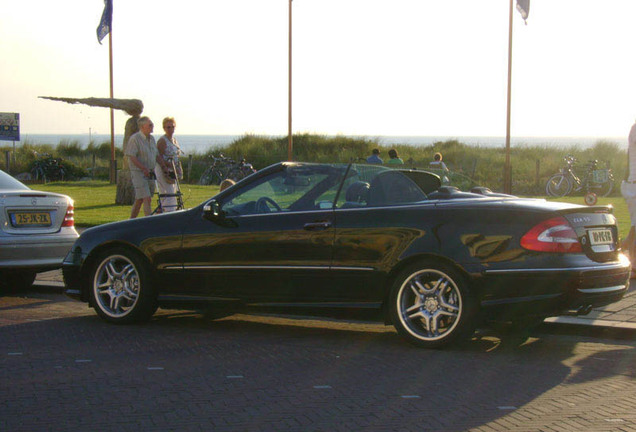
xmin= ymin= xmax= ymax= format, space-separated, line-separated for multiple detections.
xmin=63 ymin=162 xmax=630 ymax=347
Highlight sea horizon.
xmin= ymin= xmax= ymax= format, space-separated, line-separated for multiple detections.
xmin=10 ymin=133 xmax=627 ymax=156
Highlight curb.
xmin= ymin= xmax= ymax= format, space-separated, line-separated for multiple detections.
xmin=32 ymin=280 xmax=65 ymax=294
xmin=543 ymin=316 xmax=636 ymax=331
xmin=540 ymin=316 xmax=636 ymax=340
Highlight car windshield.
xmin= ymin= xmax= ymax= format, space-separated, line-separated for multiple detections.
xmin=0 ymin=169 xmax=30 ymax=191
xmin=220 ymin=163 xmax=430 ymax=216
xmin=222 ymin=164 xmax=348 ymax=216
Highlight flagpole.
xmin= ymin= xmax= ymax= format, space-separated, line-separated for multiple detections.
xmin=108 ymin=29 xmax=116 ymax=184
xmin=287 ymin=0 xmax=293 ymax=161
xmin=504 ymin=0 xmax=514 ymax=194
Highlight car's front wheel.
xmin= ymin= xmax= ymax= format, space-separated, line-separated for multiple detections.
xmin=390 ymin=261 xmax=477 ymax=348
xmin=89 ymin=247 xmax=157 ymax=324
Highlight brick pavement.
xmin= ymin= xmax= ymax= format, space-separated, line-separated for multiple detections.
xmin=2 ymin=292 xmax=636 ymax=432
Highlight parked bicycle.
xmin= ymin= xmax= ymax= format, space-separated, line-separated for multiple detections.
xmin=545 ymin=155 xmax=614 ymax=198
xmin=198 ymin=154 xmax=256 ymax=185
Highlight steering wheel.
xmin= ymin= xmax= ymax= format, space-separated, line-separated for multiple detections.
xmin=255 ymin=197 xmax=282 ymax=213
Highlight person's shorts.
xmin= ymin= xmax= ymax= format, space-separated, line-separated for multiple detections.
xmin=130 ymin=169 xmax=156 ymax=200
xmin=621 ymin=180 xmax=636 ymax=227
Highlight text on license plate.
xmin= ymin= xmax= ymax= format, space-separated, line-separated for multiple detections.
xmin=589 ymin=229 xmax=613 ymax=246
xmin=11 ymin=212 xmax=52 ymax=226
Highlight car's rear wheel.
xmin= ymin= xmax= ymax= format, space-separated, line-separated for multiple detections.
xmin=89 ymin=247 xmax=157 ymax=324
xmin=390 ymin=261 xmax=477 ymax=348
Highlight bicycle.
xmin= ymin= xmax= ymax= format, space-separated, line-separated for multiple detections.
xmin=545 ymin=155 xmax=614 ymax=199
xmin=198 ymin=154 xmax=256 ymax=185
xmin=151 ymin=158 xmax=185 ymax=215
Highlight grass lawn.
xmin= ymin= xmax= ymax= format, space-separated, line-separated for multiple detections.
xmin=35 ymin=181 xmax=631 ymax=241
xmin=36 ymin=181 xmax=220 ymax=227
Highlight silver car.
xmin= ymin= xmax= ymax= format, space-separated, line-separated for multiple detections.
xmin=0 ymin=169 xmax=78 ymax=290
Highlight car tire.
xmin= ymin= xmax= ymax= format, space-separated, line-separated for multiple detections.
xmin=89 ymin=247 xmax=157 ymax=324
xmin=0 ymin=271 xmax=36 ymax=291
xmin=389 ymin=261 xmax=477 ymax=348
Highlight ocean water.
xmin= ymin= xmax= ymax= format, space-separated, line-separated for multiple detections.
xmin=15 ymin=133 xmax=626 ymax=155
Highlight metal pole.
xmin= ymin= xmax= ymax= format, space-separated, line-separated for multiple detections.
xmin=504 ymin=0 xmax=514 ymax=194
xmin=109 ymin=29 xmax=116 ymax=184
xmin=287 ymin=0 xmax=293 ymax=161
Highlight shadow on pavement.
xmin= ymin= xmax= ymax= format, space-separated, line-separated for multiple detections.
xmin=2 ymin=290 xmax=636 ymax=431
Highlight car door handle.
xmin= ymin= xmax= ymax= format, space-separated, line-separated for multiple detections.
xmin=303 ymin=221 xmax=332 ymax=231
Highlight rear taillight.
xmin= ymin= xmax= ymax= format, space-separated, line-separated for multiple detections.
xmin=520 ymin=216 xmax=582 ymax=253
xmin=62 ymin=204 xmax=75 ymax=227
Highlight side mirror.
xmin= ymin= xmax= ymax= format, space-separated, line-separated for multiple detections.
xmin=203 ymin=200 xmax=237 ymax=227
xmin=203 ymin=199 xmax=223 ymax=219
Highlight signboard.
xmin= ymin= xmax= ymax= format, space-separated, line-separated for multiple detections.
xmin=0 ymin=113 xmax=20 ymax=141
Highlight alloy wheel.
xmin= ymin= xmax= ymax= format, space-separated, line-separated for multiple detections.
xmin=396 ymin=268 xmax=463 ymax=342
xmin=93 ymin=254 xmax=140 ymax=319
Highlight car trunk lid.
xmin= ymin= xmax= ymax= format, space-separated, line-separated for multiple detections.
xmin=559 ymin=206 xmax=619 ymax=262
xmin=0 ymin=191 xmax=71 ymax=235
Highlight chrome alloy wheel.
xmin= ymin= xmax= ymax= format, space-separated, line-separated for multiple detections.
xmin=93 ymin=254 xmax=140 ymax=319
xmin=396 ymin=269 xmax=462 ymax=342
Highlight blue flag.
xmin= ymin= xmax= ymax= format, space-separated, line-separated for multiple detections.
xmin=96 ymin=0 xmax=113 ymax=44
xmin=516 ymin=0 xmax=530 ymax=24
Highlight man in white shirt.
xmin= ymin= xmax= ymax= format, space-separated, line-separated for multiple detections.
xmin=125 ymin=116 xmax=167 ymax=218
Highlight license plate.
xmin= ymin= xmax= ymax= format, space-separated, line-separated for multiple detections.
xmin=588 ymin=229 xmax=613 ymax=246
xmin=11 ymin=212 xmax=52 ymax=227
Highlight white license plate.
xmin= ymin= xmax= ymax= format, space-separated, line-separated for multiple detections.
xmin=588 ymin=229 xmax=613 ymax=246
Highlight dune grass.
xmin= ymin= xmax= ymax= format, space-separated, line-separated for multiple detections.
xmin=3 ymin=135 xmax=626 ymax=197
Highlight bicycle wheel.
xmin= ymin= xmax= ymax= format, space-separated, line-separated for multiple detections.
xmin=589 ymin=178 xmax=614 ymax=197
xmin=546 ymin=174 xmax=572 ymax=197
xmin=227 ymin=168 xmax=245 ymax=182
xmin=198 ymin=166 xmax=214 ymax=185
xmin=199 ymin=167 xmax=223 ymax=185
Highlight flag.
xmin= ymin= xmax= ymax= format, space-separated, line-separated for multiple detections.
xmin=96 ymin=0 xmax=113 ymax=44
xmin=516 ymin=0 xmax=530 ymax=24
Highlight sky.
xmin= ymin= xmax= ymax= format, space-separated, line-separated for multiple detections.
xmin=1 ymin=0 xmax=635 ymax=142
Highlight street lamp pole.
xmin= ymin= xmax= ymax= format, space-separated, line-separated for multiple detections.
xmin=504 ymin=0 xmax=514 ymax=194
xmin=287 ymin=0 xmax=293 ymax=161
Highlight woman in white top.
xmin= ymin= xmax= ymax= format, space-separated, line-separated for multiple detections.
xmin=154 ymin=117 xmax=183 ymax=212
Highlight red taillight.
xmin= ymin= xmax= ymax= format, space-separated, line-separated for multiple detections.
xmin=62 ymin=204 xmax=75 ymax=227
xmin=520 ymin=216 xmax=582 ymax=253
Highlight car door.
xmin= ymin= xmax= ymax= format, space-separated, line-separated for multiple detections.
xmin=179 ymin=163 xmax=347 ymax=302
xmin=330 ymin=164 xmax=430 ymax=302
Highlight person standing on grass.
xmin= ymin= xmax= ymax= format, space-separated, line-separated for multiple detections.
xmin=621 ymin=120 xmax=636 ymax=274
xmin=126 ymin=116 xmax=167 ymax=218
xmin=154 ymin=117 xmax=183 ymax=213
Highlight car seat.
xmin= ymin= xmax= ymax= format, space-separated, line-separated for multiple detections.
xmin=367 ymin=171 xmax=427 ymax=206
xmin=341 ymin=181 xmax=370 ymax=208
